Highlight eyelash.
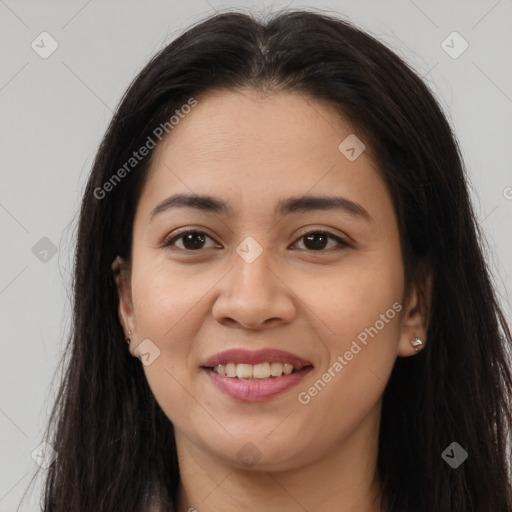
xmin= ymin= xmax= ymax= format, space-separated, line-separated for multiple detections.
xmin=161 ymin=228 xmax=350 ymax=253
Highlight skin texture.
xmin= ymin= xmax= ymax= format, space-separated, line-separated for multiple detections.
xmin=113 ymin=89 xmax=430 ymax=512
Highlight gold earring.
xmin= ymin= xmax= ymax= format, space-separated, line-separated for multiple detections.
xmin=410 ymin=336 xmax=424 ymax=352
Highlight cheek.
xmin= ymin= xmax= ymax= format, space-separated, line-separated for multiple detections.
xmin=296 ymin=250 xmax=404 ymax=346
xmin=131 ymin=260 xmax=210 ymax=342
xmin=129 ymin=263 xmax=206 ymax=399
xmin=130 ymin=265 xmax=209 ymax=428
xmin=295 ymin=295 xmax=401 ymax=448
xmin=292 ymin=248 xmax=403 ymax=411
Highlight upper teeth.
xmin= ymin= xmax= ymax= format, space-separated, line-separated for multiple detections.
xmin=213 ymin=362 xmax=296 ymax=379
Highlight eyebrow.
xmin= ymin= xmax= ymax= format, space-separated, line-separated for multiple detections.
xmin=149 ymin=193 xmax=372 ymax=222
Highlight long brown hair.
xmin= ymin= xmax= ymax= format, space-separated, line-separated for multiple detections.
xmin=22 ymin=8 xmax=512 ymax=511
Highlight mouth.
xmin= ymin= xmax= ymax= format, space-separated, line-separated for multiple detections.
xmin=201 ymin=348 xmax=313 ymax=402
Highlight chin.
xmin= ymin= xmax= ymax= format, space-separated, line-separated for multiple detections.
xmin=196 ymin=429 xmax=310 ymax=471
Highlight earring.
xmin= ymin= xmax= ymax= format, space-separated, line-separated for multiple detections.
xmin=125 ymin=330 xmax=131 ymax=345
xmin=410 ymin=336 xmax=424 ymax=352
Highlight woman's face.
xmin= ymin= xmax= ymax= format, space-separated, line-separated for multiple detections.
xmin=114 ymin=89 xmax=427 ymax=472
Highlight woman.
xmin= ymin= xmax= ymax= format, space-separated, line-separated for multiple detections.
xmin=29 ymin=8 xmax=512 ymax=512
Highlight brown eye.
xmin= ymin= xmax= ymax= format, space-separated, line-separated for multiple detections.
xmin=163 ymin=230 xmax=218 ymax=251
xmin=162 ymin=228 xmax=348 ymax=253
xmin=292 ymin=230 xmax=348 ymax=252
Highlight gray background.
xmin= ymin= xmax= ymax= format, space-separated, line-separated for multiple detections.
xmin=1 ymin=0 xmax=511 ymax=509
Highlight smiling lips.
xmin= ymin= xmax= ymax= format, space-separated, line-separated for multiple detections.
xmin=202 ymin=348 xmax=313 ymax=402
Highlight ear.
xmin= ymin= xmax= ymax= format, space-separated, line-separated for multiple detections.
xmin=112 ymin=256 xmax=136 ymax=348
xmin=397 ymin=263 xmax=432 ymax=357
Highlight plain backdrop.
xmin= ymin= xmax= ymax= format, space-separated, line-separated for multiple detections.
xmin=0 ymin=0 xmax=511 ymax=509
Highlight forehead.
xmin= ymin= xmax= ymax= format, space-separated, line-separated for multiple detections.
xmin=155 ymin=88 xmax=365 ymax=167
xmin=135 ymin=89 xmax=390 ymax=222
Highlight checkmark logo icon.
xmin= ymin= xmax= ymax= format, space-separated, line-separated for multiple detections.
xmin=441 ymin=31 xmax=468 ymax=59
xmin=134 ymin=339 xmax=161 ymax=366
xmin=441 ymin=442 xmax=468 ymax=468
xmin=236 ymin=236 xmax=263 ymax=263
xmin=338 ymin=134 xmax=365 ymax=161
xmin=31 ymin=31 xmax=58 ymax=59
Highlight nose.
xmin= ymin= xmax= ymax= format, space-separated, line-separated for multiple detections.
xmin=211 ymin=248 xmax=296 ymax=330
